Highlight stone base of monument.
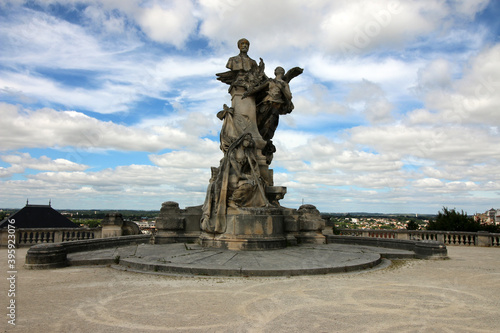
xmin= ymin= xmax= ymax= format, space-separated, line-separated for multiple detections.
xmin=154 ymin=202 xmax=202 ymax=244
xmin=154 ymin=231 xmax=201 ymax=244
xmin=200 ymin=207 xmax=287 ymax=250
xmin=295 ymin=231 xmax=327 ymax=245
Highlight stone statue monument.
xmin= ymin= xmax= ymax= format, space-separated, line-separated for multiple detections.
xmin=199 ymin=38 xmax=308 ymax=250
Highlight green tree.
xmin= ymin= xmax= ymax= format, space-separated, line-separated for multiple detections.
xmin=406 ymin=220 xmax=419 ymax=230
xmin=427 ymin=207 xmax=480 ymax=232
xmin=80 ymin=219 xmax=101 ymax=228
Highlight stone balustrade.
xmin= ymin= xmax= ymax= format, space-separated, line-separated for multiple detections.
xmin=0 ymin=228 xmax=101 ymax=247
xmin=336 ymin=229 xmax=500 ymax=247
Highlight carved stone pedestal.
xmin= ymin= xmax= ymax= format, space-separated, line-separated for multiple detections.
xmin=155 ymin=202 xmax=201 ymax=244
xmin=296 ymin=204 xmax=326 ymax=244
xmin=200 ymin=207 xmax=286 ymax=250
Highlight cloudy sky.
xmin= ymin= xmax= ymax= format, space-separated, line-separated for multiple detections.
xmin=1 ymin=0 xmax=499 ymax=214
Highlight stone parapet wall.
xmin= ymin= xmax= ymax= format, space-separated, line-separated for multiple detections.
xmin=335 ymin=229 xmax=500 ymax=247
xmin=326 ymin=235 xmax=447 ymax=259
xmin=24 ymin=234 xmax=151 ymax=269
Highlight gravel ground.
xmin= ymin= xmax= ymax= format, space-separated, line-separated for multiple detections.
xmin=2 ymin=246 xmax=500 ymax=333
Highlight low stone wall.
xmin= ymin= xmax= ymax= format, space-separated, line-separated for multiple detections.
xmin=24 ymin=234 xmax=151 ymax=269
xmin=326 ymin=235 xmax=448 ymax=259
xmin=336 ymin=228 xmax=500 ymax=247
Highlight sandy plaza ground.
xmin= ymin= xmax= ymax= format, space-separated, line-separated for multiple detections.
xmin=1 ymin=246 xmax=500 ymax=332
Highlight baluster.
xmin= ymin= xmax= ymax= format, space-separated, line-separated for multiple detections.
xmin=40 ymin=232 xmax=45 ymax=243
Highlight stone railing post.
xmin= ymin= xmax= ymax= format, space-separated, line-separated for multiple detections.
xmin=54 ymin=230 xmax=63 ymax=243
xmin=0 ymin=229 xmax=9 ymax=246
xmin=101 ymin=213 xmax=124 ymax=238
xmin=476 ymin=231 xmax=491 ymax=247
xmin=395 ymin=230 xmax=409 ymax=240
xmin=433 ymin=232 xmax=444 ymax=243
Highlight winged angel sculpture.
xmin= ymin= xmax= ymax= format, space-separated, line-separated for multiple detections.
xmin=201 ymin=38 xmax=303 ymax=234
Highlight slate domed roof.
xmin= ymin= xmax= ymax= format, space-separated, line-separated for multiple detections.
xmin=0 ymin=203 xmax=78 ymax=229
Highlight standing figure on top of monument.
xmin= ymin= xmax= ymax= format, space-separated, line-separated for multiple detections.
xmin=225 ymin=38 xmax=265 ymax=91
xmin=216 ymin=38 xmax=267 ymax=150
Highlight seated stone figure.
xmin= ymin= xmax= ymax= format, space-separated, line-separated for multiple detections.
xmin=201 ymin=133 xmax=269 ymax=234
xmin=228 ymin=133 xmax=269 ymax=208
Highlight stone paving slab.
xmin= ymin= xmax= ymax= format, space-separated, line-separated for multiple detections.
xmin=67 ymin=243 xmax=416 ymax=276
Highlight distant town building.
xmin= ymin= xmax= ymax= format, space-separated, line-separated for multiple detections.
xmin=134 ymin=220 xmax=155 ymax=234
xmin=474 ymin=208 xmax=500 ymax=225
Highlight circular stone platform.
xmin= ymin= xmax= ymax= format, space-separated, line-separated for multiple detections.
xmin=67 ymin=243 xmax=416 ymax=277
